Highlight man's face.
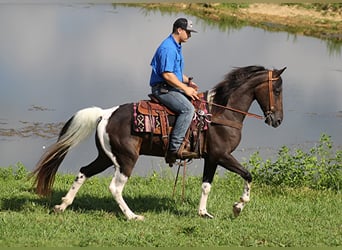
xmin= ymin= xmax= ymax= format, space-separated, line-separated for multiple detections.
xmin=178 ymin=28 xmax=192 ymax=43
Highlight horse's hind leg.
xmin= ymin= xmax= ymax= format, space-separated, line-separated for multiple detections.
xmin=54 ymin=142 xmax=113 ymax=213
xmin=54 ymin=171 xmax=87 ymax=213
xmin=108 ymin=167 xmax=144 ymax=221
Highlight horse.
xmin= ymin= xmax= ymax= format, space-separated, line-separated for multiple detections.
xmin=31 ymin=65 xmax=286 ymax=220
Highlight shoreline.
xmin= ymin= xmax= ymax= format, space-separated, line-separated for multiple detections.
xmin=125 ymin=3 xmax=342 ymax=43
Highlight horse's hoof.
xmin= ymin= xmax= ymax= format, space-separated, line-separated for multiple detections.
xmin=54 ymin=205 xmax=65 ymax=213
xmin=132 ymin=215 xmax=145 ymax=221
xmin=198 ymin=209 xmax=214 ymax=219
xmin=232 ymin=202 xmax=242 ymax=217
xmin=200 ymin=212 xmax=214 ymax=219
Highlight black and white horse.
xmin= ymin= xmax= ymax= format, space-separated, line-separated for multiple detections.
xmin=31 ymin=66 xmax=286 ymax=220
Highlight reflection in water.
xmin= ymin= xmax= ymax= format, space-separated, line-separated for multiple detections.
xmin=0 ymin=4 xmax=341 ymax=176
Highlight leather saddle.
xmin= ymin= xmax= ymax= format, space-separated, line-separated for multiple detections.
xmin=137 ymin=94 xmax=175 ymax=116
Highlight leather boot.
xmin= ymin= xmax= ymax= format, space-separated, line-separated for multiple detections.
xmin=165 ymin=149 xmax=197 ymax=166
xmin=165 ymin=150 xmax=177 ymax=166
xmin=177 ymin=149 xmax=197 ymax=159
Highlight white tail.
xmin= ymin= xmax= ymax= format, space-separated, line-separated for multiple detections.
xmin=59 ymin=106 xmax=104 ymax=149
xmin=32 ymin=106 xmax=118 ymax=196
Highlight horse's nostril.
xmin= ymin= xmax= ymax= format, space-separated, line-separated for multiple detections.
xmin=277 ymin=119 xmax=282 ymax=126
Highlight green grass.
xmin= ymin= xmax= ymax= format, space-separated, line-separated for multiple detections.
xmin=0 ymin=165 xmax=341 ymax=247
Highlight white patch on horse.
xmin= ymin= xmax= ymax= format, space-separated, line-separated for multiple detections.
xmin=54 ymin=172 xmax=87 ymax=212
xmin=233 ymin=181 xmax=251 ymax=217
xmin=207 ymin=89 xmax=216 ymax=111
xmin=241 ymin=181 xmax=251 ymax=202
xmin=198 ymin=182 xmax=213 ymax=218
xmin=97 ymin=106 xmax=120 ymax=167
xmin=109 ymin=167 xmax=144 ymax=220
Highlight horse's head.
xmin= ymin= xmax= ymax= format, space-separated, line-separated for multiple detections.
xmin=255 ymin=67 xmax=286 ymax=128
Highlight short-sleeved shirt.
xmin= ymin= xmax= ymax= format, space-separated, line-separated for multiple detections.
xmin=149 ymin=34 xmax=184 ymax=87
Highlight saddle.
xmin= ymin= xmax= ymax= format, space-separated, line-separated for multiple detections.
xmin=133 ymin=92 xmax=209 ymax=156
xmin=138 ymin=95 xmax=175 ymax=116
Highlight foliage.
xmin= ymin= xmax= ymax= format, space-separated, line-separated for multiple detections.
xmin=0 ymin=162 xmax=28 ymax=180
xmin=245 ymin=133 xmax=341 ymax=191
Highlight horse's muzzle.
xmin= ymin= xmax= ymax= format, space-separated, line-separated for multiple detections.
xmin=265 ymin=112 xmax=282 ymax=128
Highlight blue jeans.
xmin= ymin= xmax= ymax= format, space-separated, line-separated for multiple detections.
xmin=152 ymin=85 xmax=195 ymax=152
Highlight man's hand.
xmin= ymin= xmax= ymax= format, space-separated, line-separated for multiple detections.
xmin=189 ymin=81 xmax=199 ymax=91
xmin=184 ymin=86 xmax=199 ymax=100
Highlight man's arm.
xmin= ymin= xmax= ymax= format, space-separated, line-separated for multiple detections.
xmin=162 ymin=72 xmax=199 ymax=100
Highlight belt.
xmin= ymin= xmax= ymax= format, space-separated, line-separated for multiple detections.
xmin=152 ymin=82 xmax=169 ymax=92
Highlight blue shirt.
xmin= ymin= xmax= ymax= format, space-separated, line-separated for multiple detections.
xmin=149 ymin=34 xmax=184 ymax=87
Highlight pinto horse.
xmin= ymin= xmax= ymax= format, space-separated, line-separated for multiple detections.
xmin=31 ymin=65 xmax=286 ymax=220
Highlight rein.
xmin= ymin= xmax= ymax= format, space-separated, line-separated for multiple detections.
xmin=201 ymin=100 xmax=264 ymax=120
xmin=201 ymin=70 xmax=279 ymax=121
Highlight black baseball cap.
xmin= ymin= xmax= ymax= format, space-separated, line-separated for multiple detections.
xmin=173 ymin=18 xmax=198 ymax=33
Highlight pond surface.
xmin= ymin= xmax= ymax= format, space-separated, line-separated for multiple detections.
xmin=0 ymin=4 xmax=341 ymax=176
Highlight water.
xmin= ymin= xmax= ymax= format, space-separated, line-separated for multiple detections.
xmin=0 ymin=4 xmax=341 ymax=176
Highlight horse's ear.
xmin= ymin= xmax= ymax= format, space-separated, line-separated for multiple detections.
xmin=274 ymin=67 xmax=287 ymax=77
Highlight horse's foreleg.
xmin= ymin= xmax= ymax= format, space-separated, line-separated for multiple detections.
xmin=218 ymin=153 xmax=253 ymax=217
xmin=233 ymin=181 xmax=251 ymax=217
xmin=198 ymin=182 xmax=214 ymax=218
xmin=198 ymin=159 xmax=217 ymax=218
xmin=54 ymin=172 xmax=87 ymax=212
xmin=109 ymin=167 xmax=144 ymax=221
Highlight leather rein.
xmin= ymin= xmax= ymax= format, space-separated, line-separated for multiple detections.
xmin=200 ymin=70 xmax=279 ymax=128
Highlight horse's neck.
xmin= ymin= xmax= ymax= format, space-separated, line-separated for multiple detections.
xmin=208 ymin=88 xmax=255 ymax=121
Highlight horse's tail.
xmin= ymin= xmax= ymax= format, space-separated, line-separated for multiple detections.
xmin=31 ymin=106 xmax=105 ymax=196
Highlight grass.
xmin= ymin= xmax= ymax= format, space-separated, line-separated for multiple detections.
xmin=0 ymin=165 xmax=341 ymax=247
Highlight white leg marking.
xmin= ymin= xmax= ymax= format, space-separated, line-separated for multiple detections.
xmin=241 ymin=181 xmax=251 ymax=202
xmin=54 ymin=172 xmax=87 ymax=212
xmin=109 ymin=168 xmax=144 ymax=220
xmin=198 ymin=182 xmax=214 ymax=218
xmin=233 ymin=181 xmax=251 ymax=217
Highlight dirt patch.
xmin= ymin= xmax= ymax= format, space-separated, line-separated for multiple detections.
xmin=245 ymin=3 xmax=342 ymax=22
xmin=240 ymin=4 xmax=342 ymax=39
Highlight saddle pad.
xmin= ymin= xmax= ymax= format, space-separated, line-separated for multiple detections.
xmin=133 ymin=103 xmax=174 ymax=134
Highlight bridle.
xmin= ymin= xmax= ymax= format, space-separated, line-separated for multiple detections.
xmin=267 ymin=70 xmax=279 ymax=116
xmin=202 ymin=70 xmax=279 ymax=121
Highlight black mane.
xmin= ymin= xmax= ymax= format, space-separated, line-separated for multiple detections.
xmin=212 ymin=65 xmax=266 ymax=108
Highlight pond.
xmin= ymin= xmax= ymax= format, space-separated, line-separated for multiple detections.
xmin=0 ymin=4 xmax=341 ymax=176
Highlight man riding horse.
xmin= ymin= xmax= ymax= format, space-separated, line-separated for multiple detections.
xmin=149 ymin=18 xmax=199 ymax=165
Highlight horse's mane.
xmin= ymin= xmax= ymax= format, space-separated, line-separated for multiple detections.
xmin=212 ymin=65 xmax=266 ymax=109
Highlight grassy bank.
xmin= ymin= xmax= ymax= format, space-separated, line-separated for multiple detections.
xmin=0 ymin=169 xmax=341 ymax=247
xmin=123 ymin=3 xmax=342 ymax=44
xmin=1 ymin=134 xmax=340 ymax=247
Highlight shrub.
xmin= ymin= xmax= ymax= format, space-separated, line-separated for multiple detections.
xmin=245 ymin=133 xmax=341 ymax=191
